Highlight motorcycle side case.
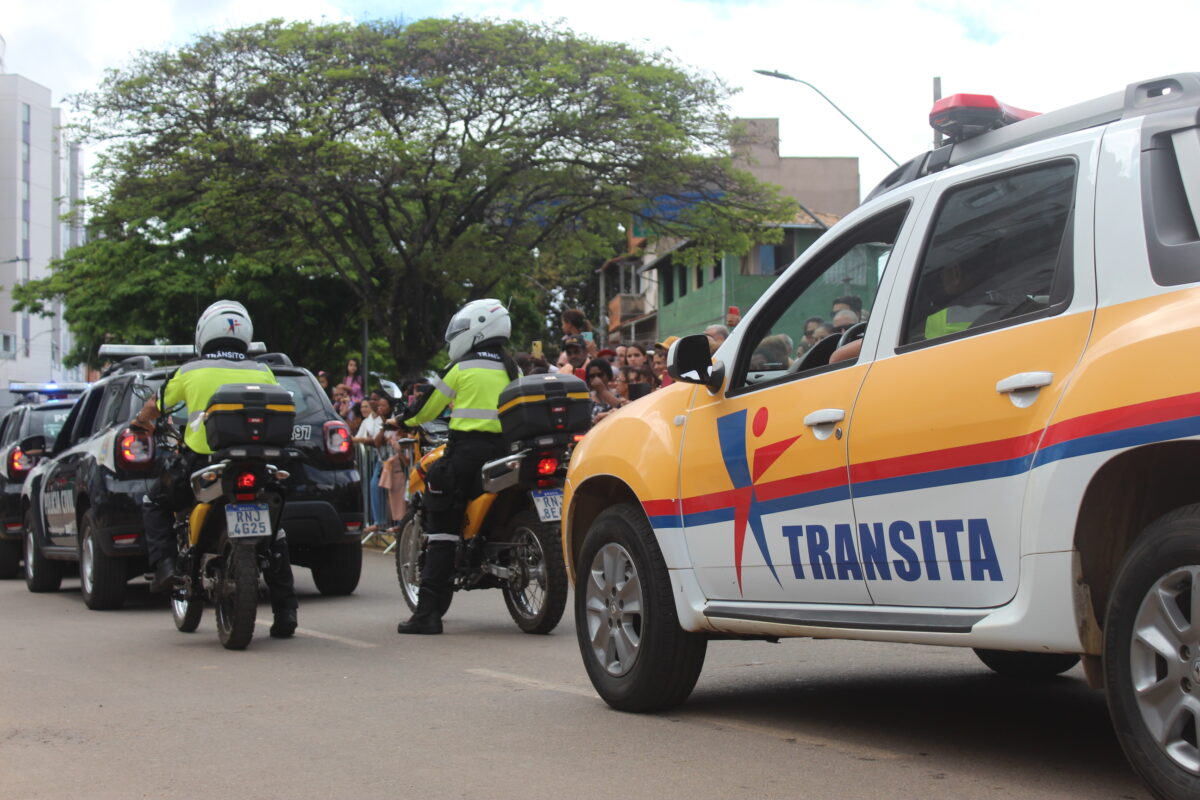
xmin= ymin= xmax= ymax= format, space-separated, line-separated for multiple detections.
xmin=204 ymin=383 xmax=296 ymax=450
xmin=497 ymin=374 xmax=590 ymax=443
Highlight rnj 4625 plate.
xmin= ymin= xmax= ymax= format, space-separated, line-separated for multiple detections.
xmin=531 ymin=489 xmax=563 ymax=523
xmin=226 ymin=502 xmax=271 ymax=539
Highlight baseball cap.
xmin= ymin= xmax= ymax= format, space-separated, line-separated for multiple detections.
xmin=597 ymin=348 xmax=617 ymax=358
xmin=654 ymin=335 xmax=679 ymax=351
xmin=563 ymin=334 xmax=586 ymax=349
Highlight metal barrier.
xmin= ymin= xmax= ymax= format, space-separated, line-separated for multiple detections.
xmin=355 ymin=443 xmax=387 ymax=548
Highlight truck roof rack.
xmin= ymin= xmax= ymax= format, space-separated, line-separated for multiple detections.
xmin=865 ymin=73 xmax=1200 ymax=203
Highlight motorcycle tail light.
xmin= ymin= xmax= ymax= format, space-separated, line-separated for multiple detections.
xmin=236 ymin=471 xmax=257 ymax=490
xmin=117 ymin=428 xmax=154 ymax=469
xmin=536 ymin=457 xmax=559 ymax=476
xmin=8 ymin=447 xmax=31 ymax=479
xmin=324 ymin=420 xmax=353 ymax=461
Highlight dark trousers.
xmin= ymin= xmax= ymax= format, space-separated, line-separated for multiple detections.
xmin=419 ymin=433 xmax=505 ymax=612
xmin=142 ymin=454 xmax=297 ymax=612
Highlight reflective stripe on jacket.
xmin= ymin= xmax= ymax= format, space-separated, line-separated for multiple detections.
xmin=404 ymin=350 xmax=512 ymax=434
xmin=162 ymin=357 xmax=278 ymax=454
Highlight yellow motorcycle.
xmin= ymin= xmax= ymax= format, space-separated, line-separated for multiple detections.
xmin=394 ymin=374 xmax=588 ymax=634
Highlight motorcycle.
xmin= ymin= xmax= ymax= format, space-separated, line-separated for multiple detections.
xmin=393 ymin=376 xmax=586 ymax=635
xmin=135 ymin=383 xmax=298 ymax=650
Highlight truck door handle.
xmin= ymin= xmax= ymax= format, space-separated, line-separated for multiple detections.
xmin=803 ymin=408 xmax=845 ymax=427
xmin=996 ymin=371 xmax=1053 ymax=409
xmin=996 ymin=372 xmax=1053 ymax=394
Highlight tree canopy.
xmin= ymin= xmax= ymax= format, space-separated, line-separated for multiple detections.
xmin=19 ymin=17 xmax=795 ymax=375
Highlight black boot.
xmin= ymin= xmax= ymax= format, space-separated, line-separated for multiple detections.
xmin=149 ymin=557 xmax=179 ymax=593
xmin=397 ymin=586 xmax=443 ymax=634
xmin=270 ymin=607 xmax=298 ymax=639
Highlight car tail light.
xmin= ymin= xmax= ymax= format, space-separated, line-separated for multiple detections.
xmin=8 ymin=447 xmax=31 ymax=480
xmin=324 ymin=420 xmax=353 ymax=461
xmin=536 ymin=457 xmax=559 ymax=476
xmin=112 ymin=534 xmax=138 ymax=545
xmin=117 ymin=428 xmax=154 ymax=469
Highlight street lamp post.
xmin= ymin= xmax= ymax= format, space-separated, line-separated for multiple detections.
xmin=753 ymin=69 xmax=900 ymax=167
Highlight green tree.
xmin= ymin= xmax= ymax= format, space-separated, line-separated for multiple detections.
xmin=23 ymin=17 xmax=794 ymax=376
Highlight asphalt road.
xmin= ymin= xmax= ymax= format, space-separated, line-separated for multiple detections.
xmin=1 ymin=549 xmax=1150 ymax=800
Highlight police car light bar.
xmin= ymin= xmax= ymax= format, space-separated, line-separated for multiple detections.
xmin=930 ymin=94 xmax=1040 ymax=144
xmin=8 ymin=381 xmax=89 ymax=395
xmin=98 ymin=342 xmax=268 ymax=359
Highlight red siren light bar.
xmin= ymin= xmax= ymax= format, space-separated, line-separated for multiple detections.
xmin=930 ymin=93 xmax=1040 ymax=144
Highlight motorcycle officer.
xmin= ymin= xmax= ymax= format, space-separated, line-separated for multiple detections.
xmin=131 ymin=300 xmax=299 ymax=639
xmin=398 ymin=299 xmax=519 ymax=634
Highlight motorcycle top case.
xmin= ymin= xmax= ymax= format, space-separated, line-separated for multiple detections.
xmin=204 ymin=383 xmax=296 ymax=450
xmin=497 ymin=374 xmax=590 ymax=443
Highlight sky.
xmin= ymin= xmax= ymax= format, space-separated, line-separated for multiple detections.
xmin=4 ymin=0 xmax=1199 ymax=201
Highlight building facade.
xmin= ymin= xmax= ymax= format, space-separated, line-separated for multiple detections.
xmin=0 ymin=56 xmax=84 ymax=408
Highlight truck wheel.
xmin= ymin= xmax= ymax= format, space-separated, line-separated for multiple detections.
xmin=24 ymin=509 xmax=62 ymax=593
xmin=500 ymin=509 xmax=567 ymax=635
xmin=310 ymin=542 xmax=362 ymax=596
xmin=1104 ymin=504 xmax=1200 ymax=800
xmin=973 ymin=649 xmax=1080 ymax=677
xmin=575 ymin=503 xmax=706 ymax=712
xmin=79 ymin=512 xmax=128 ymax=610
xmin=0 ymin=539 xmax=20 ymax=579
xmin=215 ymin=543 xmax=259 ymax=650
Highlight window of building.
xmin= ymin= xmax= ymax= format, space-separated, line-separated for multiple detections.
xmin=677 ymin=263 xmax=688 ymax=298
xmin=0 ymin=333 xmax=16 ymax=359
xmin=661 ymin=260 xmax=674 ymax=306
xmin=21 ymin=104 xmax=30 ymax=124
xmin=900 ymin=160 xmax=1076 ymax=346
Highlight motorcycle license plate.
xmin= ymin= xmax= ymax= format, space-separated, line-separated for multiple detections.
xmin=226 ymin=503 xmax=271 ymax=538
xmin=531 ymin=489 xmax=563 ymax=523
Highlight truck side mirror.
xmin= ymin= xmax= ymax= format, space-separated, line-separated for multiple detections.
xmin=667 ymin=334 xmax=725 ymax=393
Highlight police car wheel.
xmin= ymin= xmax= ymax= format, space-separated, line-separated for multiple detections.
xmin=79 ymin=511 xmax=128 ymax=611
xmin=1104 ymin=505 xmax=1200 ymax=800
xmin=24 ymin=509 xmax=62 ymax=593
xmin=575 ymin=503 xmax=707 ymax=712
xmin=972 ymin=648 xmax=1080 ymax=678
xmin=310 ymin=542 xmax=362 ymax=596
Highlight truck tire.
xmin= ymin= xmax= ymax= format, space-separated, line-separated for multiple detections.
xmin=1104 ymin=504 xmax=1200 ymax=800
xmin=310 ymin=542 xmax=362 ymax=596
xmin=575 ymin=503 xmax=707 ymax=712
xmin=24 ymin=510 xmax=62 ymax=593
xmin=79 ymin=511 xmax=128 ymax=610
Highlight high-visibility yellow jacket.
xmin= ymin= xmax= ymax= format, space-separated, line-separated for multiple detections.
xmin=404 ymin=348 xmax=514 ymax=435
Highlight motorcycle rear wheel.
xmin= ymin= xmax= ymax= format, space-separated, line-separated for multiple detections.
xmin=501 ymin=509 xmax=567 ymax=635
xmin=215 ymin=543 xmax=258 ymax=650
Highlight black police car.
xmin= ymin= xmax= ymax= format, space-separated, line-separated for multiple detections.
xmin=21 ymin=354 xmax=363 ymax=609
xmin=0 ymin=399 xmax=76 ymax=578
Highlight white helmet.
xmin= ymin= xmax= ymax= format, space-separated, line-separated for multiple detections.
xmin=445 ymin=299 xmax=510 ymax=362
xmin=195 ymin=299 xmax=254 ymax=355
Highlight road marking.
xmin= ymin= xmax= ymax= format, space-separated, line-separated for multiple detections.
xmin=255 ymin=616 xmax=377 ymax=648
xmin=468 ymin=668 xmax=901 ymax=760
xmin=466 ymin=668 xmax=595 ymax=697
